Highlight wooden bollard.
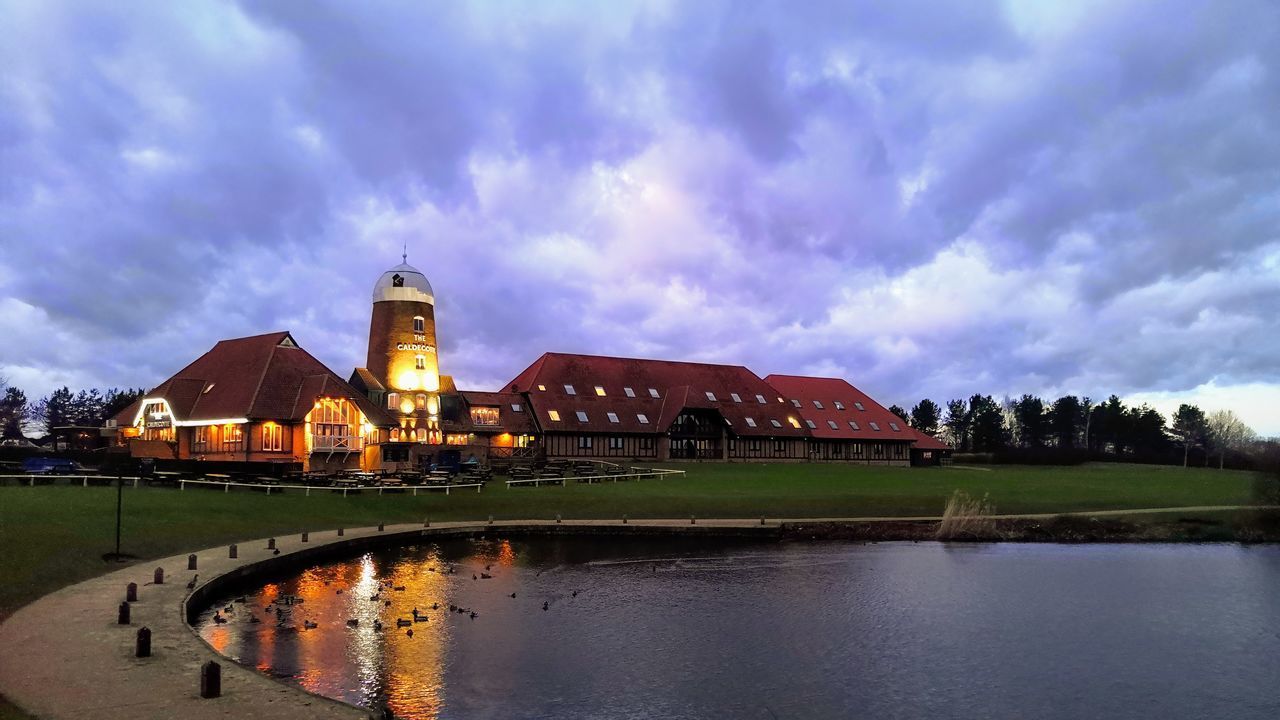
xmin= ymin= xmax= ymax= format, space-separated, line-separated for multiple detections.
xmin=761 ymin=517 xmax=766 ymax=526
xmin=488 ymin=515 xmax=493 ymax=526
xmin=301 ymin=532 xmax=309 ymax=543
xmin=200 ymin=661 xmax=221 ymax=699
xmin=690 ymin=515 xmax=696 ymax=525
xmin=555 ymin=514 xmax=561 ymax=524
xmin=118 ymin=601 xmax=130 ymax=625
xmin=623 ymin=514 xmax=628 ymax=524
xmin=135 ymin=627 xmax=151 ymax=658
xmin=228 ymin=544 xmax=237 ymax=559
xmin=378 ymin=523 xmax=384 ymax=532
xmin=423 ymin=518 xmax=430 ymax=528
xmin=267 ymin=537 xmax=276 ymax=549
xmin=153 ymin=567 xmax=164 ymax=584
xmin=338 ymin=528 xmax=344 ymax=536
xmin=187 ymin=554 xmax=197 ymax=570
xmin=126 ymin=582 xmax=138 ymax=602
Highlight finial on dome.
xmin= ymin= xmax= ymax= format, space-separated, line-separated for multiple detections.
xmin=402 ymin=240 xmax=407 ymax=264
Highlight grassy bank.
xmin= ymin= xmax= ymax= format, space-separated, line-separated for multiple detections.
xmin=1 ymin=462 xmax=1270 ymax=617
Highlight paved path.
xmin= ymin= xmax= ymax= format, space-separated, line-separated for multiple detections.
xmin=2 ymin=509 xmax=1276 ymax=720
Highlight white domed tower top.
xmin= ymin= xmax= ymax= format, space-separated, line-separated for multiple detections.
xmin=373 ymin=261 xmax=434 ymax=305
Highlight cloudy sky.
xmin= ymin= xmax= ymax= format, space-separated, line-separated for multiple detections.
xmin=2 ymin=0 xmax=1279 ymax=435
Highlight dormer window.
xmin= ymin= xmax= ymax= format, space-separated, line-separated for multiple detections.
xmin=805 ymin=420 xmax=817 ymax=429
xmin=648 ymin=388 xmax=660 ymax=398
xmin=392 ymin=274 xmax=404 ymax=287
xmin=755 ymin=394 xmax=767 ymax=404
xmin=855 ymin=402 xmax=866 ymax=411
xmin=705 ymin=391 xmax=717 ymax=402
xmin=745 ymin=417 xmax=757 ymax=427
xmin=637 ymin=413 xmax=650 ymax=424
xmin=564 ymin=384 xmax=576 ymax=395
xmin=576 ymin=411 xmax=589 ymax=422
xmin=828 ymin=420 xmax=839 ymax=429
xmin=812 ymin=400 xmax=824 ymax=409
xmin=791 ymin=399 xmax=802 ymax=408
xmin=607 ymin=412 xmax=619 ymax=423
xmin=624 ymin=387 xmax=636 ymax=398
xmin=413 ymin=316 xmax=425 ymax=333
xmin=595 ymin=386 xmax=606 ymax=396
xmin=834 ymin=401 xmax=845 ymax=411
xmin=770 ymin=419 xmax=782 ymax=428
xmin=730 ymin=393 xmax=742 ymax=403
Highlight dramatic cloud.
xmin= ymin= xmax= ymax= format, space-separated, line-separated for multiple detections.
xmin=2 ymin=0 xmax=1279 ymax=434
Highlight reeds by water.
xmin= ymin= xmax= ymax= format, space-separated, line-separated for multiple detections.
xmin=936 ymin=490 xmax=998 ymax=540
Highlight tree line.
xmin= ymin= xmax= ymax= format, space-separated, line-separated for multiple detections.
xmin=887 ymin=394 xmax=1262 ymax=468
xmin=0 ymin=376 xmax=146 ymax=440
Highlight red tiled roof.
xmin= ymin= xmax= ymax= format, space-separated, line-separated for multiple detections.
xmin=906 ymin=427 xmax=951 ymax=451
xmin=111 ymin=332 xmax=394 ymax=427
xmin=762 ymin=374 xmax=925 ymax=444
xmin=506 ymin=352 xmax=810 ymax=437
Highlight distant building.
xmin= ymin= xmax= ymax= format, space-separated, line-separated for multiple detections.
xmin=108 ymin=257 xmax=949 ymax=470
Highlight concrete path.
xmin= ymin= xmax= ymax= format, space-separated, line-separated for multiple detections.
xmin=1 ymin=509 xmax=1276 ymax=719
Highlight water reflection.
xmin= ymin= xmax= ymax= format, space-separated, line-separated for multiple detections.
xmin=196 ymin=539 xmax=1280 ymax=720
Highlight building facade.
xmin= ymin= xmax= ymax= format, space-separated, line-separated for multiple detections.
xmin=110 ymin=258 xmax=950 ymax=470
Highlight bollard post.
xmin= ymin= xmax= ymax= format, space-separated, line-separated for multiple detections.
xmin=301 ymin=532 xmax=309 ymax=543
xmin=126 ymin=582 xmax=138 ymax=602
xmin=228 ymin=544 xmax=237 ymax=559
xmin=423 ymin=517 xmax=430 ymax=528
xmin=200 ymin=661 xmax=222 ymax=699
xmin=487 ymin=515 xmax=493 ymax=526
xmin=154 ymin=567 xmax=164 ymax=584
xmin=267 ymin=537 xmax=276 ymax=550
xmin=135 ymin=627 xmax=151 ymax=658
xmin=378 ymin=523 xmax=384 ymax=532
xmin=556 ymin=513 xmax=561 ymax=524
xmin=187 ymin=554 xmax=197 ymax=570
xmin=691 ymin=515 xmax=696 ymax=525
xmin=761 ymin=516 xmax=766 ymax=526
xmin=118 ymin=601 xmax=130 ymax=625
xmin=623 ymin=514 xmax=628 ymax=524
xmin=338 ymin=528 xmax=344 ymax=536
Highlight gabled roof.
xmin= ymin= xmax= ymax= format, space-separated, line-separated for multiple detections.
xmin=111 ymin=331 xmax=395 ymax=427
xmin=506 ymin=352 xmax=809 ymax=437
xmin=763 ymin=374 xmax=927 ymax=444
xmin=348 ymin=367 xmax=386 ymax=395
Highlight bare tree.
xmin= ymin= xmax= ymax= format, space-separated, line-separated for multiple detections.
xmin=1206 ymin=409 xmax=1256 ymax=469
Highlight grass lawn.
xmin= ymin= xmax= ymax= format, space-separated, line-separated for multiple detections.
xmin=0 ymin=462 xmax=1267 ymax=618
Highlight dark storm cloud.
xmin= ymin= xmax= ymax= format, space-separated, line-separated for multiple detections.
xmin=2 ymin=0 xmax=1279 ymax=433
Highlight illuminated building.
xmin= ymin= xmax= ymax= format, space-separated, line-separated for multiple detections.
xmin=108 ymin=254 xmax=949 ymax=471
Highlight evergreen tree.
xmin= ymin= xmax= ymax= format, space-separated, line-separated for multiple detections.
xmin=887 ymin=404 xmax=909 ymax=424
xmin=968 ymin=394 xmax=1007 ymax=452
xmin=1013 ymin=394 xmax=1048 ymax=448
xmin=1048 ymin=395 xmax=1083 ymax=449
xmin=945 ymin=398 xmax=970 ymax=451
xmin=909 ymin=399 xmax=941 ymax=436
xmin=0 ymin=386 xmax=30 ymax=439
xmin=1170 ymin=404 xmax=1208 ymax=468
xmin=40 ymin=387 xmax=74 ymax=435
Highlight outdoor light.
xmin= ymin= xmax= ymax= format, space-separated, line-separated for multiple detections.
xmin=399 ymin=398 xmax=415 ymax=414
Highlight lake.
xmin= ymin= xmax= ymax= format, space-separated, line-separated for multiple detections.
xmin=195 ymin=536 xmax=1280 ymax=719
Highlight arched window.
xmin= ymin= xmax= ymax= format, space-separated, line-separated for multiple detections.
xmin=413 ymin=316 xmax=425 ymax=333
xmin=390 ymin=428 xmax=401 ymax=442
xmin=416 ymin=393 xmax=426 ymax=410
xmin=387 ymin=392 xmax=399 ymax=410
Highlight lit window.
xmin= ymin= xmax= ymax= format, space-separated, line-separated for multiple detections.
xmin=870 ymin=421 xmax=881 ymax=431
xmin=805 ymin=420 xmax=817 ymax=429
xmin=607 ymin=412 xmax=619 ymax=423
xmin=745 ymin=417 xmax=757 ymax=427
xmin=387 ymin=392 xmax=399 ymax=410
xmin=730 ymin=393 xmax=742 ymax=402
xmin=624 ymin=387 xmax=636 ymax=397
xmin=849 ymin=420 xmax=860 ymax=430
xmin=195 ymin=426 xmax=208 ymax=445
xmin=828 ymin=420 xmax=839 ymax=430
xmin=705 ymin=391 xmax=717 ymax=402
xmin=576 ymin=411 xmax=589 ymax=422
xmin=203 ymin=383 xmax=215 ymax=394
xmin=790 ymin=399 xmax=801 ymax=408
xmin=648 ymin=388 xmax=660 ymax=398
xmin=511 ymin=403 xmax=523 ymax=412
xmin=548 ymin=410 xmax=561 ymax=422
xmin=595 ymin=386 xmax=606 ymax=397
xmin=855 ymin=402 xmax=866 ymax=411
xmin=834 ymin=401 xmax=845 ymax=410
xmin=813 ymin=400 xmax=824 ymax=409
xmin=415 ymin=355 xmax=426 ymax=370
xmin=413 ymin=316 xmax=425 ymax=333
xmin=416 ymin=393 xmax=426 ymax=409
xmin=470 ymin=407 xmax=500 ymax=426
xmin=637 ymin=413 xmax=650 ymax=424
xmin=564 ymin=384 xmax=576 ymax=395
xmin=770 ymin=419 xmax=782 ymax=428
xmin=537 ymin=384 xmax=546 ymax=391
xmin=755 ymin=394 xmax=766 ymax=404
xmin=889 ymin=422 xmax=901 ymax=432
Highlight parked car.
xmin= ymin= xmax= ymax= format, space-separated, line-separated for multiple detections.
xmin=21 ymin=457 xmax=85 ymax=474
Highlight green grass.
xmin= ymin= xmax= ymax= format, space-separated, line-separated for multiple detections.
xmin=0 ymin=462 xmax=1266 ymax=618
